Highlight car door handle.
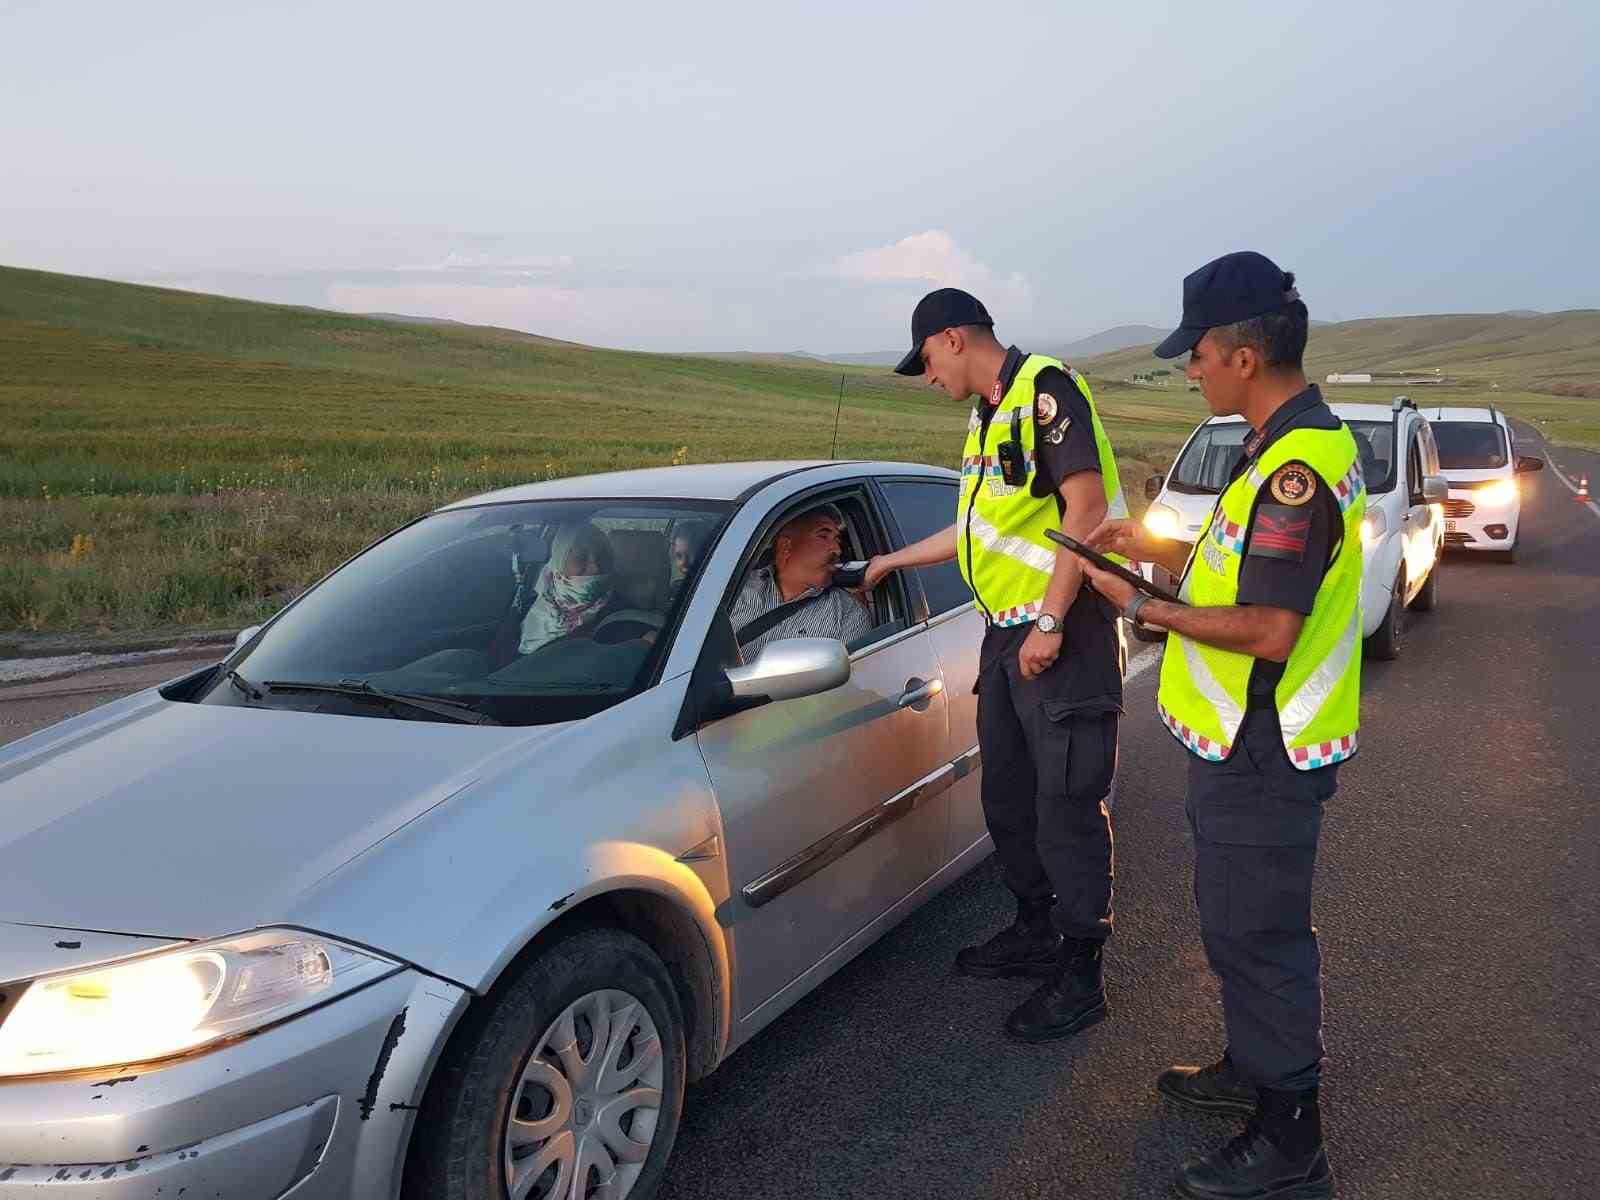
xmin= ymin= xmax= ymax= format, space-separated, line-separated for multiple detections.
xmin=897 ymin=677 xmax=943 ymax=709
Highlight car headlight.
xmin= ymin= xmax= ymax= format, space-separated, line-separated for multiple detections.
xmin=1476 ymin=479 xmax=1516 ymax=507
xmin=1143 ymin=502 xmax=1182 ymax=541
xmin=0 ymin=929 xmax=399 ymax=1077
xmin=1360 ymin=509 xmax=1387 ymax=546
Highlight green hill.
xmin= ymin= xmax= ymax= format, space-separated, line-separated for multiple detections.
xmin=1 ymin=265 xmax=1199 ymax=635
xmin=1077 ymin=310 xmax=1600 ymax=392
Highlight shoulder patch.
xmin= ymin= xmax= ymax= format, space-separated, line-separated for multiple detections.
xmin=1248 ymin=503 xmax=1312 ymax=562
xmin=1268 ymin=462 xmax=1316 ymax=506
xmin=1035 ymin=393 xmax=1057 ymax=425
xmin=1044 ymin=416 xmax=1072 ymax=445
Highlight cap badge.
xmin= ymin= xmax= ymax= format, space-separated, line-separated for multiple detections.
xmin=1269 ymin=463 xmax=1316 ymax=506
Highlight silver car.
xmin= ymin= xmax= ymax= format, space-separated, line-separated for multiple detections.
xmin=0 ymin=461 xmax=990 ymax=1200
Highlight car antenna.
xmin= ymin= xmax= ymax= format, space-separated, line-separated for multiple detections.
xmin=829 ymin=372 xmax=845 ymax=460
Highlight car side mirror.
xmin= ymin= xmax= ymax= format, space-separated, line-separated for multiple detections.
xmin=232 ymin=625 xmax=262 ymax=652
xmin=1420 ymin=475 xmax=1449 ymax=504
xmin=725 ymin=637 xmax=850 ymax=703
xmin=1516 ymin=455 xmax=1545 ymax=474
xmin=1143 ymin=475 xmax=1164 ymax=500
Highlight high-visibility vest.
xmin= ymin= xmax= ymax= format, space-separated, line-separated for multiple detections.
xmin=956 ymin=355 xmax=1128 ymax=625
xmin=1157 ymin=425 xmax=1366 ymax=770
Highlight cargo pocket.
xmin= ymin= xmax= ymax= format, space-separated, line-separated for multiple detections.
xmin=1192 ymin=782 xmax=1322 ymax=938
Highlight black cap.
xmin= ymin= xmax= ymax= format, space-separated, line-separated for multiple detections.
xmin=1153 ymin=251 xmax=1300 ymax=360
xmin=894 ymin=288 xmax=993 ymax=375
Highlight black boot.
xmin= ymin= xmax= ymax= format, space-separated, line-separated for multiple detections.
xmin=1173 ymin=1088 xmax=1333 ymax=1200
xmin=1158 ymin=1052 xmax=1258 ymax=1117
xmin=955 ymin=894 xmax=1061 ymax=979
xmin=1002 ymin=937 xmax=1108 ymax=1042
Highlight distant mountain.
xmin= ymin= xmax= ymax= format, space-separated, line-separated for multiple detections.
xmin=810 ymin=349 xmax=905 ymax=367
xmin=1048 ymin=325 xmax=1168 ymax=361
xmin=361 ymin=311 xmax=464 ymax=326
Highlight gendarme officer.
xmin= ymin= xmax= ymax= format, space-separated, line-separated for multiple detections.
xmin=1080 ymin=253 xmax=1361 ymax=1199
xmin=865 ymin=288 xmax=1128 ymax=1042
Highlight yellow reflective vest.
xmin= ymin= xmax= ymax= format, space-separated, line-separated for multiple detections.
xmin=1157 ymin=424 xmax=1366 ymax=770
xmin=956 ymin=355 xmax=1127 ymax=624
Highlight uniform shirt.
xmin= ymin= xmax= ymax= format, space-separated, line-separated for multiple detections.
xmin=1224 ymin=385 xmax=1345 ymax=697
xmin=973 ymin=347 xmax=1122 ymax=715
xmin=729 ymin=566 xmax=874 ymax=656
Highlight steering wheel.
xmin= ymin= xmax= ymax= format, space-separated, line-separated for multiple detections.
xmin=593 ymin=608 xmax=666 ymax=644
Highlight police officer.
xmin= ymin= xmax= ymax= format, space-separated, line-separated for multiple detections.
xmin=1079 ymin=253 xmax=1361 ymax=1199
xmin=864 ymin=288 xmax=1128 ymax=1041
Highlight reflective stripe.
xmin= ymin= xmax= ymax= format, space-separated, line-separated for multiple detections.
xmin=1179 ymin=633 xmax=1246 ymax=739
xmin=968 ymin=509 xmax=1056 ymax=575
xmin=991 ymin=600 xmax=1042 ymax=626
xmin=1278 ymin=606 xmax=1361 ymax=742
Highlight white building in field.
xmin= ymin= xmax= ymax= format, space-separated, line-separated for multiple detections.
xmin=1326 ymin=372 xmax=1373 ymax=384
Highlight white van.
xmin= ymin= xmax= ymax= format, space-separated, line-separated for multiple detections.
xmin=1139 ymin=397 xmax=1448 ymax=660
xmin=1418 ymin=405 xmax=1544 ymax=562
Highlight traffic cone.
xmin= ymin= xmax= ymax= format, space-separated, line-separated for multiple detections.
xmin=1578 ymin=476 xmax=1591 ymax=503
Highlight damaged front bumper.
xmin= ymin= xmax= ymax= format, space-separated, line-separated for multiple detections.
xmin=0 ymin=969 xmax=468 ymax=1199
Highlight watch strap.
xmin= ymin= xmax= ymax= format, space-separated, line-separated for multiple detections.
xmin=1124 ymin=593 xmax=1152 ymax=628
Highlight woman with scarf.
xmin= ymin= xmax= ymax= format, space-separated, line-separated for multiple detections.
xmin=517 ymin=522 xmax=617 ymax=654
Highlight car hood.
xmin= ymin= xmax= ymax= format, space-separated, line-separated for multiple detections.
xmin=1443 ymin=469 xmax=1511 ymax=486
xmin=1155 ymin=490 xmax=1222 ymax=540
xmin=0 ymin=693 xmax=561 ymax=940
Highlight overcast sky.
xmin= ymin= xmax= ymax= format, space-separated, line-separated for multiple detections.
xmin=4 ymin=0 xmax=1596 ymax=352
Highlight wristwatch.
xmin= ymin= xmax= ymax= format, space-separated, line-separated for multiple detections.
xmin=1123 ymin=594 xmax=1153 ymax=629
xmin=1035 ymin=613 xmax=1062 ymax=634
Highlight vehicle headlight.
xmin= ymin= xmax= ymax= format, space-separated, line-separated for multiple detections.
xmin=0 ymin=929 xmax=399 ymax=1078
xmin=1360 ymin=509 xmax=1387 ymax=546
xmin=1143 ymin=502 xmax=1182 ymax=540
xmin=1476 ymin=479 xmax=1516 ymax=507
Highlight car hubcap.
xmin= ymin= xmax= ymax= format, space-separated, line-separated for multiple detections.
xmin=504 ymin=989 xmax=664 ymax=1200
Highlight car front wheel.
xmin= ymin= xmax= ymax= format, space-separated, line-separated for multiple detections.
xmin=1365 ymin=567 xmax=1405 ymax=661
xmin=406 ymin=927 xmax=687 ymax=1200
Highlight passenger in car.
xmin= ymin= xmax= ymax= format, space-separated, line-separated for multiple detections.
xmin=729 ymin=508 xmax=873 ymax=655
xmin=517 ymin=522 xmax=617 ymax=654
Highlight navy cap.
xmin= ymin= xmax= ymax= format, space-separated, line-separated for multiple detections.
xmin=894 ymin=288 xmax=993 ymax=375
xmin=1154 ymin=251 xmax=1300 ymax=359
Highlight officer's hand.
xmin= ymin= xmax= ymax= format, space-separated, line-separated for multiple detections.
xmin=863 ymin=555 xmax=895 ymax=592
xmin=1080 ymin=559 xmax=1138 ymax=610
xmin=1018 ymin=626 xmax=1061 ymax=680
xmin=1086 ymin=517 xmax=1163 ymax=565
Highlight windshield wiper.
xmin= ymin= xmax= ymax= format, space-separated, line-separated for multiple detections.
xmin=225 ymin=667 xmax=265 ymax=701
xmin=261 ymin=679 xmax=502 ymax=726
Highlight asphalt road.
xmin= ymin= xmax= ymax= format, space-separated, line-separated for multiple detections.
xmin=2 ymin=428 xmax=1595 ymax=1197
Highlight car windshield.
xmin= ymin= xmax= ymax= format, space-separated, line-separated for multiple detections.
xmin=197 ymin=498 xmax=730 ymax=726
xmin=1431 ymin=421 xmax=1509 ymax=470
xmin=1170 ymin=419 xmax=1397 ymax=495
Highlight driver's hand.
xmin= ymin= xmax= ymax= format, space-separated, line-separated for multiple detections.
xmin=863 ymin=555 xmax=895 ymax=591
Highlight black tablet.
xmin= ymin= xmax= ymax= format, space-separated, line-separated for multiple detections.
xmin=1044 ymin=528 xmax=1187 ymax=605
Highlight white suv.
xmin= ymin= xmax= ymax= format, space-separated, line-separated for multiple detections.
xmin=1418 ymin=405 xmax=1545 ymax=562
xmin=1140 ymin=397 xmax=1448 ymax=660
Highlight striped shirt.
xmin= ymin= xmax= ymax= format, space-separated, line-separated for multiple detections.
xmin=729 ymin=567 xmax=874 ymax=656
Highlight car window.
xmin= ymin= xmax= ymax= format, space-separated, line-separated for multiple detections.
xmin=1406 ymin=429 xmax=1425 ymax=501
xmin=1345 ymin=420 xmax=1397 ymax=494
xmin=199 ymin=498 xmax=731 ymax=726
xmin=725 ymin=491 xmax=905 ymax=657
xmin=877 ymin=479 xmax=971 ymax=617
xmin=1431 ymin=421 xmax=1509 ymax=470
xmin=1168 ymin=422 xmax=1251 ymax=494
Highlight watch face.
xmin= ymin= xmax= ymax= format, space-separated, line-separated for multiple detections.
xmin=1036 ymin=614 xmax=1058 ymax=632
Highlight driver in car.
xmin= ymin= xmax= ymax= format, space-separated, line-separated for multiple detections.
xmin=729 ymin=508 xmax=873 ymax=655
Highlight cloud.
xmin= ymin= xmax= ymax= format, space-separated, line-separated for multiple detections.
xmin=819 ymin=229 xmax=1032 ymax=313
xmin=391 ymin=252 xmax=577 ymax=279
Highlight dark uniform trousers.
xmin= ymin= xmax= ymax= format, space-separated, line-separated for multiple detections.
xmin=1187 ymin=701 xmax=1335 ymax=1092
xmin=976 ymin=624 xmax=1119 ymax=941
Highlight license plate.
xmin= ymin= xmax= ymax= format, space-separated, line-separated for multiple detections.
xmin=1446 ymin=519 xmax=1457 ymax=533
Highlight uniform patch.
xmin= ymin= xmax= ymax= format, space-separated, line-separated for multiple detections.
xmin=1248 ymin=503 xmax=1312 ymax=561
xmin=1269 ymin=462 xmax=1316 ymax=506
xmin=1044 ymin=416 xmax=1072 ymax=445
xmin=1035 ymin=393 xmax=1058 ymax=424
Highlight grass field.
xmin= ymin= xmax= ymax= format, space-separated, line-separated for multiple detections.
xmin=2 ymin=266 xmax=1203 ymax=636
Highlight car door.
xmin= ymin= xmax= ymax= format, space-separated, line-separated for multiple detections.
xmin=874 ymin=476 xmax=989 ymax=865
xmin=1400 ymin=420 xmax=1433 ymax=597
xmin=694 ymin=483 xmax=951 ymax=1020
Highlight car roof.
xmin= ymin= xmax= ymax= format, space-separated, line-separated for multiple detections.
xmin=438 ymin=460 xmax=956 ymax=509
xmin=1195 ymin=402 xmax=1399 ymax=427
xmin=1416 ymin=406 xmax=1502 ymax=424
